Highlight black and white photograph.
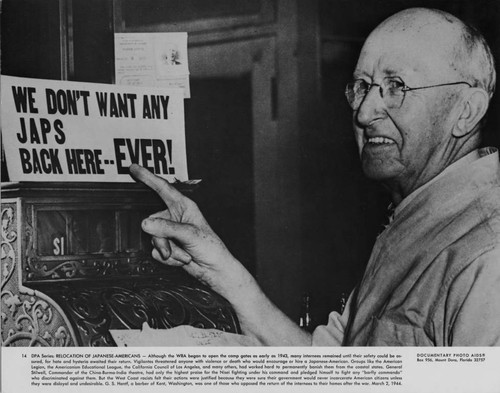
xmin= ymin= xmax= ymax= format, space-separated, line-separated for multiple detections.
xmin=1 ymin=1 xmax=500 ymax=392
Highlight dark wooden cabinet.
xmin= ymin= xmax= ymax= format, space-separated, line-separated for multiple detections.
xmin=1 ymin=183 xmax=239 ymax=346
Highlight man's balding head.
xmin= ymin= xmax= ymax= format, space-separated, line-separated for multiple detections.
xmin=371 ymin=8 xmax=495 ymax=99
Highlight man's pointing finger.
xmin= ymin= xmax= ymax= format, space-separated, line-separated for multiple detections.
xmin=142 ymin=217 xmax=195 ymax=246
xmin=129 ymin=164 xmax=183 ymax=204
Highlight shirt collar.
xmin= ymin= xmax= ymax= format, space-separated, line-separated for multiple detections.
xmin=392 ymin=147 xmax=496 ymax=219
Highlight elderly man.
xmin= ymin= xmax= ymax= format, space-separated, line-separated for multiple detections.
xmin=130 ymin=8 xmax=500 ymax=346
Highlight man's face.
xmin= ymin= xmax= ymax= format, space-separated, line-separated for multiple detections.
xmin=352 ymin=25 xmax=462 ymax=195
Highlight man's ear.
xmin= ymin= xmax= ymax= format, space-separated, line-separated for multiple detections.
xmin=452 ymin=88 xmax=489 ymax=137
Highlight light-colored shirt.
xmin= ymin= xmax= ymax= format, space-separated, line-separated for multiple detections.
xmin=313 ymin=147 xmax=500 ymax=346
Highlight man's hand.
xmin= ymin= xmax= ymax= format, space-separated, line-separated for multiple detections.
xmin=130 ymin=164 xmax=312 ymax=346
xmin=129 ymin=164 xmax=241 ymax=292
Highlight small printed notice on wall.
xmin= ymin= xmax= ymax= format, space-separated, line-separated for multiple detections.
xmin=1 ymin=75 xmax=188 ymax=182
xmin=115 ymin=32 xmax=191 ymax=98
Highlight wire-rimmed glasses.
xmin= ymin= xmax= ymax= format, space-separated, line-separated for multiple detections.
xmin=345 ymin=77 xmax=472 ymax=110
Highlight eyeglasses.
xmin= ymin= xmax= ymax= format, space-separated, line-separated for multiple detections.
xmin=345 ymin=77 xmax=472 ymax=110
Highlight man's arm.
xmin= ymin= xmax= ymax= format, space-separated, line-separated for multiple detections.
xmin=130 ymin=164 xmax=311 ymax=345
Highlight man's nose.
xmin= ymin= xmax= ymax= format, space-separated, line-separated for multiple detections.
xmin=355 ymin=85 xmax=386 ymax=126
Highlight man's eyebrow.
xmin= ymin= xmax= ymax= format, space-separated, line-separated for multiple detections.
xmin=384 ymin=64 xmax=420 ymax=78
xmin=352 ymin=70 xmax=370 ymax=79
xmin=352 ymin=69 xmax=407 ymax=80
xmin=381 ymin=68 xmax=404 ymax=77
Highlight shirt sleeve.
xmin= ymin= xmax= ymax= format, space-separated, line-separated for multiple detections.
xmin=311 ymin=291 xmax=353 ymax=346
xmin=447 ymin=247 xmax=500 ymax=346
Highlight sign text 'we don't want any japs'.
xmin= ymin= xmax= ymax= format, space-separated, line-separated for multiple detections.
xmin=1 ymin=75 xmax=188 ymax=182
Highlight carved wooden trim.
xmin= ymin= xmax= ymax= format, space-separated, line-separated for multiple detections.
xmin=25 ymin=255 xmax=163 ymax=282
xmin=43 ymin=278 xmax=241 ymax=346
xmin=1 ymin=202 xmax=76 ymax=347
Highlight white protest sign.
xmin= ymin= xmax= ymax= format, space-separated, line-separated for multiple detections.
xmin=1 ymin=75 xmax=188 ymax=182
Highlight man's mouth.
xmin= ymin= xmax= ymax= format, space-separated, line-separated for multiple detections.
xmin=365 ymin=136 xmax=396 ymax=145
